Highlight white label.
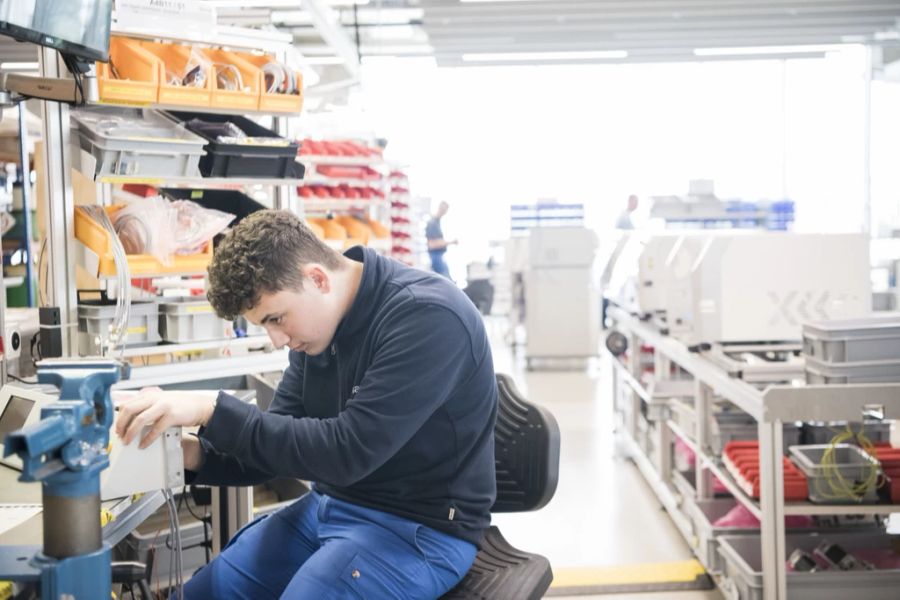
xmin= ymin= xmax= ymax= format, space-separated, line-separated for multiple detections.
xmin=114 ymin=0 xmax=216 ymax=32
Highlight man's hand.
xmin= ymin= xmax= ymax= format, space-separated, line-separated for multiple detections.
xmin=113 ymin=388 xmax=217 ymax=450
xmin=181 ymin=436 xmax=204 ymax=472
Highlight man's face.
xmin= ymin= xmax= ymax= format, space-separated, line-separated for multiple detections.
xmin=243 ymin=269 xmax=337 ymax=356
xmin=437 ymin=202 xmax=449 ymax=217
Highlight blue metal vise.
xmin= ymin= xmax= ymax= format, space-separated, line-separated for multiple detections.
xmin=1 ymin=359 xmax=128 ymax=600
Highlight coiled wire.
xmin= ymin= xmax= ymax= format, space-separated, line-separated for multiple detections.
xmin=814 ymin=423 xmax=882 ymax=502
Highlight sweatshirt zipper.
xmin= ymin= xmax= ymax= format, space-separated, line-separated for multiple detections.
xmin=332 ymin=343 xmax=345 ymax=410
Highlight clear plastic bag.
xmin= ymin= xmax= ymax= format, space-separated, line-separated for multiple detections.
xmin=113 ymin=196 xmax=179 ymax=264
xmin=165 ymin=48 xmax=212 ymax=88
xmin=113 ymin=197 xmax=235 ymax=264
xmin=171 ymin=200 xmax=235 ymax=255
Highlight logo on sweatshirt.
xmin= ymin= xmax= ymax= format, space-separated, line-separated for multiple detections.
xmin=351 ymin=386 xmax=360 ymax=397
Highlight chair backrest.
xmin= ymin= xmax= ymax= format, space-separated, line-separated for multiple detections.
xmin=492 ymin=374 xmax=560 ymax=513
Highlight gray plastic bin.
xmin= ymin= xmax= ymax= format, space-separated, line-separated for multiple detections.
xmin=801 ymin=421 xmax=892 ymax=445
xmin=77 ymin=291 xmax=159 ymax=355
xmin=789 ymin=444 xmax=881 ymax=504
xmin=158 ymin=299 xmax=230 ymax=343
xmin=710 ymin=411 xmax=801 ymax=455
xmin=805 ymin=356 xmax=900 ymax=384
xmin=71 ymin=107 xmax=206 ymax=177
xmin=803 ymin=315 xmax=900 ymax=363
xmin=688 ymin=498 xmax=760 ymax=573
xmin=717 ymin=532 xmax=900 ymax=600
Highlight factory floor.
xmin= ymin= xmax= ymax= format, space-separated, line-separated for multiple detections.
xmin=486 ymin=318 xmax=723 ymax=600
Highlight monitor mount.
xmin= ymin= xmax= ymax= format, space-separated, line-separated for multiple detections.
xmin=0 ymin=51 xmax=98 ymax=106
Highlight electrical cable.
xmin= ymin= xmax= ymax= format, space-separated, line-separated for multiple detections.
xmin=6 ymin=373 xmax=37 ymax=384
xmin=163 ymin=489 xmax=184 ymax=599
xmin=163 ymin=491 xmax=175 ymax=597
xmin=182 ymin=486 xmax=211 ymax=564
xmin=80 ymin=206 xmax=132 ymax=357
xmin=815 ymin=423 xmax=881 ymax=502
xmin=36 ymin=236 xmax=48 ymax=307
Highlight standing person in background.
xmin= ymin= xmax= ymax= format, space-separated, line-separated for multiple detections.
xmin=426 ymin=201 xmax=457 ymax=278
xmin=615 ymin=194 xmax=639 ymax=230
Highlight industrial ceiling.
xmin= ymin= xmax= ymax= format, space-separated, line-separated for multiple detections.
xmin=1 ymin=1 xmax=898 ymax=94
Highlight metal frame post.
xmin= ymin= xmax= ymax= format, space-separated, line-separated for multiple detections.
xmin=758 ymin=419 xmax=787 ymax=600
xmin=694 ymin=381 xmax=713 ymax=500
xmin=38 ymin=47 xmax=77 ymax=356
xmin=17 ymin=105 xmax=35 ymax=307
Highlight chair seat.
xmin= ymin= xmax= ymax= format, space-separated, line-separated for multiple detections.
xmin=440 ymin=526 xmax=553 ymax=600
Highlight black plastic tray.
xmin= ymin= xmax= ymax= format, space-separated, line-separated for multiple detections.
xmin=165 ymin=111 xmax=304 ymax=179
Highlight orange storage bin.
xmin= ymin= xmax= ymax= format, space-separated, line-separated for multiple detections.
xmin=367 ymin=219 xmax=390 ymax=239
xmin=334 ymin=216 xmax=371 ymax=246
xmin=202 ymin=48 xmax=261 ymax=112
xmin=75 ymin=205 xmax=213 ymax=277
xmin=306 ymin=220 xmax=325 ymax=240
xmin=242 ymin=53 xmax=304 ymax=114
xmin=140 ymin=41 xmax=213 ymax=108
xmin=308 ymin=218 xmax=350 ymax=251
xmin=96 ymin=37 xmax=160 ymax=105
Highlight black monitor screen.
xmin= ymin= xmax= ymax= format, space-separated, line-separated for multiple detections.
xmin=0 ymin=396 xmax=35 ymax=441
xmin=0 ymin=0 xmax=112 ymax=62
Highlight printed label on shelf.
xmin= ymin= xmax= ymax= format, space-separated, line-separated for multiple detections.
xmin=115 ymin=0 xmax=216 ymax=32
xmin=126 ymin=326 xmax=148 ymax=335
xmin=186 ymin=306 xmax=214 ymax=314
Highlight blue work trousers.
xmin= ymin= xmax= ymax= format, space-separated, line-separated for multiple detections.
xmin=429 ymin=252 xmax=451 ymax=279
xmin=183 ymin=489 xmax=477 ymax=599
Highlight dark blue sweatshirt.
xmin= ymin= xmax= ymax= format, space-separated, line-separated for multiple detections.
xmin=192 ymin=246 xmax=498 ymax=544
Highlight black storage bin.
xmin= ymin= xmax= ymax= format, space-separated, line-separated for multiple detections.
xmin=165 ymin=111 xmax=304 ymax=179
xmin=160 ymin=188 xmax=267 ymax=224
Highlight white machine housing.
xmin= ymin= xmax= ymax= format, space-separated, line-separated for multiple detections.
xmin=637 ymin=234 xmax=684 ymax=315
xmin=525 ymin=227 xmax=599 ymax=360
xmin=0 ymin=384 xmax=184 ymax=500
xmin=680 ymin=233 xmax=871 ymax=344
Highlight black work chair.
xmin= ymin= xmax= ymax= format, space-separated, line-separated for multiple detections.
xmin=442 ymin=373 xmax=561 ymax=600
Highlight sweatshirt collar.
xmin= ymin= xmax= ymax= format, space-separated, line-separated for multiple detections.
xmin=333 ymin=246 xmax=379 ymax=341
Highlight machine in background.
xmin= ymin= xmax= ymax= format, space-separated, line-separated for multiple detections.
xmin=524 ymin=226 xmax=599 ymax=369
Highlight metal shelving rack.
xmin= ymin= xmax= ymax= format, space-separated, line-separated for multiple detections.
xmin=296 ymin=145 xmax=395 ymax=258
xmin=37 ymin=21 xmax=302 ymax=382
xmin=605 ymin=305 xmax=900 ymax=599
xmin=35 ymin=22 xmax=306 ymax=555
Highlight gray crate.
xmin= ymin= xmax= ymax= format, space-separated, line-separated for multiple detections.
xmin=158 ymin=299 xmax=230 ymax=343
xmin=805 ymin=356 xmax=900 ymax=384
xmin=718 ymin=532 xmax=900 ymax=600
xmin=801 ymin=421 xmax=892 ymax=445
xmin=72 ymin=107 xmax=206 ymax=177
xmin=789 ymin=444 xmax=881 ymax=504
xmin=688 ymin=498 xmax=760 ymax=573
xmin=710 ymin=412 xmax=801 ymax=456
xmin=803 ymin=315 xmax=900 ymax=363
xmin=78 ymin=296 xmax=160 ymax=355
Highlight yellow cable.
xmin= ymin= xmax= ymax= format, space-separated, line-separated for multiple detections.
xmin=815 ymin=424 xmax=879 ymax=502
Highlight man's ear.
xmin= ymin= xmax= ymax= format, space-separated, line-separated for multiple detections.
xmin=302 ymin=264 xmax=330 ymax=293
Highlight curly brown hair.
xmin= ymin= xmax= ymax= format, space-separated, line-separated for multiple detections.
xmin=207 ymin=210 xmax=344 ymax=320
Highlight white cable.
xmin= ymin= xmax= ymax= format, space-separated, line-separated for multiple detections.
xmin=163 ymin=488 xmax=185 ymax=599
xmin=81 ymin=206 xmax=132 ymax=358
